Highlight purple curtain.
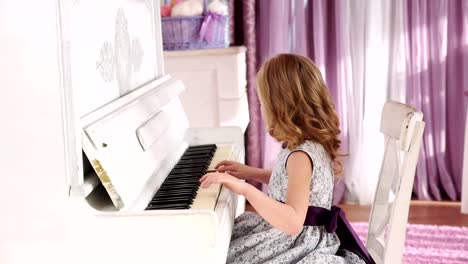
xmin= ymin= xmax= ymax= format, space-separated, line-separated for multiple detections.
xmin=406 ymin=0 xmax=468 ymax=200
xmin=230 ymin=0 xmax=264 ymax=189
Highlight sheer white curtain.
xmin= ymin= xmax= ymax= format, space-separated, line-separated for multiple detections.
xmin=341 ymin=0 xmax=407 ymax=204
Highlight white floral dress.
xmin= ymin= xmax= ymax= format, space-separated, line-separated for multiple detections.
xmin=226 ymin=141 xmax=365 ymax=264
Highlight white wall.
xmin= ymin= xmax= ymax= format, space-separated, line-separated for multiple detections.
xmin=0 ymin=1 xmax=69 ymax=263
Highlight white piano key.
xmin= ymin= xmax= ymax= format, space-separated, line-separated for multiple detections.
xmin=207 ymin=144 xmax=233 ymax=171
xmin=190 ymin=144 xmax=234 ymax=210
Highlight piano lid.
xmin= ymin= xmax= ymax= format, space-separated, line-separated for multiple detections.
xmin=81 ymin=77 xmax=190 ymax=210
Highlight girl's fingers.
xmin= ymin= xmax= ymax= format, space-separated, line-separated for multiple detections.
xmin=201 ymin=174 xmax=217 ymax=188
xmin=201 ymin=177 xmax=210 ymax=188
xmin=217 ymin=165 xmax=237 ymax=173
xmin=215 ymin=160 xmax=232 ymax=169
xmin=200 ymin=172 xmax=217 ymax=182
xmin=201 ymin=173 xmax=237 ymax=188
xmin=199 ymin=174 xmax=210 ymax=182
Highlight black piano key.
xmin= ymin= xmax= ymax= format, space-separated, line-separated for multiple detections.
xmin=150 ymin=196 xmax=193 ymax=202
xmin=147 ymin=203 xmax=191 ymax=210
xmin=174 ymin=164 xmax=208 ymax=170
xmin=183 ymin=149 xmax=214 ymax=155
xmin=175 ymin=160 xmax=209 ymax=166
xmin=163 ymin=179 xmax=200 ymax=185
xmin=150 ymin=199 xmax=191 ymax=205
xmin=170 ymin=167 xmax=205 ymax=172
xmin=159 ymin=185 xmax=199 ymax=191
xmin=176 ymin=158 xmax=211 ymax=166
xmin=166 ymin=176 xmax=201 ymax=181
xmin=180 ymin=153 xmax=212 ymax=161
xmin=164 ymin=175 xmax=201 ymax=181
xmin=186 ymin=145 xmax=215 ymax=151
xmin=152 ymin=194 xmax=196 ymax=200
xmin=185 ymin=148 xmax=214 ymax=154
xmin=151 ymin=193 xmax=195 ymax=199
xmin=162 ymin=187 xmax=199 ymax=195
xmin=146 ymin=205 xmax=189 ymax=210
xmin=160 ymin=180 xmax=200 ymax=186
xmin=159 ymin=184 xmax=199 ymax=190
xmin=149 ymin=198 xmax=193 ymax=206
xmin=169 ymin=168 xmax=205 ymax=175
xmin=156 ymin=186 xmax=197 ymax=192
xmin=144 ymin=144 xmax=219 ymax=211
xmin=166 ymin=174 xmax=202 ymax=180
xmin=187 ymin=144 xmax=217 ymax=150
xmin=164 ymin=176 xmax=201 ymax=181
xmin=153 ymin=192 xmax=197 ymax=199
xmin=167 ymin=174 xmax=203 ymax=180
xmin=154 ymin=188 xmax=196 ymax=194
xmin=158 ymin=186 xmax=198 ymax=193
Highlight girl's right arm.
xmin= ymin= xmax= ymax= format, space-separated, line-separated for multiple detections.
xmin=215 ymin=161 xmax=272 ymax=184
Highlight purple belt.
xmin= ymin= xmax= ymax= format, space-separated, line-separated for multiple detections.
xmin=304 ymin=205 xmax=376 ymax=264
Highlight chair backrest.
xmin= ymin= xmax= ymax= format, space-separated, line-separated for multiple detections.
xmin=366 ymin=101 xmax=425 ymax=264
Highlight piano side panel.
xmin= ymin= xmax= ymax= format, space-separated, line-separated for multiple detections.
xmin=213 ymin=184 xmax=238 ymax=262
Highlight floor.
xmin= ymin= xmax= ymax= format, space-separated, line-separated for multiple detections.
xmin=246 ymin=201 xmax=468 ymax=226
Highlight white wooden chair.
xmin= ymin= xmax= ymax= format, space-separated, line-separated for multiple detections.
xmin=366 ymin=101 xmax=425 ymax=264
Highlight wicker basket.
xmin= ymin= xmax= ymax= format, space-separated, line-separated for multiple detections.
xmin=161 ymin=0 xmax=229 ymax=50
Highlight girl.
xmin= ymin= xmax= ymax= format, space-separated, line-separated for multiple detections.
xmin=200 ymin=54 xmax=374 ymax=264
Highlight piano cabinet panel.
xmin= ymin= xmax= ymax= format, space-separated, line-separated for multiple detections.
xmin=164 ymin=46 xmax=250 ymax=133
xmin=219 ymin=94 xmax=250 ymax=132
xmin=68 ymin=178 xmax=238 ymax=264
xmin=67 ymin=207 xmax=222 ymax=264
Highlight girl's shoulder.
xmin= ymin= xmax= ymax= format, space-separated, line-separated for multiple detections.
xmin=288 ymin=140 xmax=329 ymax=163
xmin=292 ymin=140 xmax=324 ymax=153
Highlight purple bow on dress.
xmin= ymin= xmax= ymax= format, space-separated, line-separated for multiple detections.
xmin=199 ymin=11 xmax=223 ymax=43
xmin=278 ymin=201 xmax=375 ymax=264
xmin=304 ymin=206 xmax=376 ymax=264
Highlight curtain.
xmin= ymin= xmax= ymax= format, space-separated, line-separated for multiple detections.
xmin=242 ymin=0 xmax=467 ymax=203
xmin=406 ymin=0 xmax=468 ymax=201
xmin=341 ymin=0 xmax=408 ymax=204
xmin=254 ymin=0 xmax=408 ymax=204
xmin=231 ymin=0 xmax=267 ymax=190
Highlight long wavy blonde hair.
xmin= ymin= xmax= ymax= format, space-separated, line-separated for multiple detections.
xmin=257 ymin=54 xmax=343 ymax=175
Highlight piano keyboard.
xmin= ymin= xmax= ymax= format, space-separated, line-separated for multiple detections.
xmin=146 ymin=144 xmax=233 ymax=211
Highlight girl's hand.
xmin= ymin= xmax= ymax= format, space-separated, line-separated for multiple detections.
xmin=215 ymin=160 xmax=256 ymax=180
xmin=199 ymin=172 xmax=248 ymax=196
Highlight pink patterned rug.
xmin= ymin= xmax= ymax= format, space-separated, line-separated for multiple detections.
xmin=352 ymin=223 xmax=468 ymax=263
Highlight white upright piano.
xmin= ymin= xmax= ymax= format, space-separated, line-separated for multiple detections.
xmin=57 ymin=1 xmax=246 ymax=263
